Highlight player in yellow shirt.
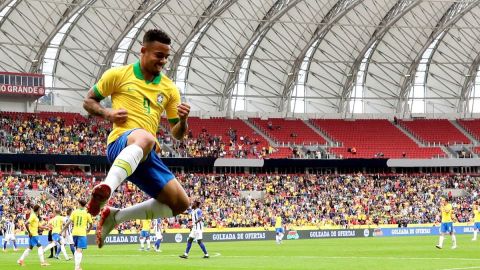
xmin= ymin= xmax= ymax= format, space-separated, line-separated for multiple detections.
xmin=83 ymin=29 xmax=190 ymax=249
xmin=138 ymin=219 xmax=152 ymax=251
xmin=62 ymin=199 xmax=93 ymax=270
xmin=17 ymin=205 xmax=51 ymax=266
xmin=275 ymin=215 xmax=284 ymax=244
xmin=471 ymin=202 xmax=480 ymax=241
xmin=44 ymin=209 xmax=70 ymax=260
xmin=436 ymin=197 xmax=457 ymax=249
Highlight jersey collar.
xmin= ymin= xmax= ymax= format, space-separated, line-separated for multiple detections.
xmin=133 ymin=60 xmax=162 ymax=84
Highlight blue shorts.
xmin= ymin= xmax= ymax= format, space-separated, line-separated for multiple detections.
xmin=440 ymin=222 xmax=454 ymax=233
xmin=475 ymin=222 xmax=480 ymax=230
xmin=140 ymin=231 xmax=150 ymax=238
xmin=29 ymin=236 xmax=41 ymax=247
xmin=52 ymin=233 xmax=61 ymax=242
xmin=107 ymin=129 xmax=175 ymax=198
xmin=73 ymin=236 xmax=87 ymax=249
xmin=275 ymin=228 xmax=284 ymax=234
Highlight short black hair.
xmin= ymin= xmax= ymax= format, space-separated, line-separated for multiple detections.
xmin=79 ymin=199 xmax=87 ymax=207
xmin=33 ymin=205 xmax=40 ymax=213
xmin=143 ymin=29 xmax=171 ymax=45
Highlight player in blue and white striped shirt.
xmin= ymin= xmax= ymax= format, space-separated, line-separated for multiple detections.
xmin=62 ymin=208 xmax=76 ymax=256
xmin=152 ymin=218 xmax=163 ymax=252
xmin=179 ymin=201 xmax=209 ymax=259
xmin=2 ymin=215 xmax=18 ymax=251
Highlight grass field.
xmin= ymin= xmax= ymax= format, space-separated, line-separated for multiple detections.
xmin=1 ymin=235 xmax=479 ymax=270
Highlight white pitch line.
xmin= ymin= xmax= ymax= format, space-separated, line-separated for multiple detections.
xmin=440 ymin=267 xmax=480 ymax=270
xmin=86 ymin=254 xmax=480 ymax=261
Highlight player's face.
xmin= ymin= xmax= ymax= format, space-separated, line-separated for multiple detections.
xmin=141 ymin=41 xmax=170 ymax=77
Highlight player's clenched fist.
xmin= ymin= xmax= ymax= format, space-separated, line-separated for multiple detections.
xmin=105 ymin=108 xmax=128 ymax=125
xmin=177 ymin=103 xmax=190 ymax=121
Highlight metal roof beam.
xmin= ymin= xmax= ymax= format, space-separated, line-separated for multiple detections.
xmin=219 ymin=0 xmax=300 ymax=114
xmin=28 ymin=0 xmax=85 ymax=73
xmin=95 ymin=0 xmax=168 ymax=80
xmin=279 ymin=0 xmax=362 ymax=114
xmin=167 ymin=0 xmax=236 ymax=81
xmin=397 ymin=0 xmax=480 ymax=114
xmin=338 ymin=0 xmax=420 ymax=114
xmin=459 ymin=52 xmax=480 ymax=115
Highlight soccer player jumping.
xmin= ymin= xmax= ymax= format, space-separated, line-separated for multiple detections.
xmin=83 ymin=29 xmax=190 ymax=248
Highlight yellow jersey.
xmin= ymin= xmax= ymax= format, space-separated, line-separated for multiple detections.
xmin=27 ymin=212 xmax=40 ymax=237
xmin=441 ymin=203 xmax=453 ymax=223
xmin=275 ymin=217 xmax=282 ymax=228
xmin=93 ymin=61 xmax=181 ymax=146
xmin=141 ymin=220 xmax=151 ymax=231
xmin=70 ymin=208 xmax=93 ymax=236
xmin=474 ymin=209 xmax=480 ymax=222
xmin=50 ymin=215 xmax=64 ymax=234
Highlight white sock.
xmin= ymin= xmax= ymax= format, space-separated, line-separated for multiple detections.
xmin=452 ymin=234 xmax=457 ymax=246
xmin=44 ymin=242 xmax=56 ymax=252
xmin=75 ymin=251 xmax=82 ymax=269
xmin=474 ymin=231 xmax=478 ymax=240
xmin=115 ymin=199 xmax=173 ymax=223
xmin=61 ymin=244 xmax=69 ymax=259
xmin=140 ymin=239 xmax=145 ymax=248
xmin=105 ymin=144 xmax=143 ymax=192
xmin=146 ymin=239 xmax=151 ymax=249
xmin=439 ymin=235 xmax=445 ymax=247
xmin=275 ymin=235 xmax=279 ymax=243
xmin=20 ymin=248 xmax=31 ymax=260
xmin=37 ymin=247 xmax=45 ymax=263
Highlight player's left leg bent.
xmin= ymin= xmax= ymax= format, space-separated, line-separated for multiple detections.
xmin=96 ymin=149 xmax=188 ymax=248
xmin=112 ymin=149 xmax=189 ymax=220
xmin=87 ymin=129 xmax=146 ymax=216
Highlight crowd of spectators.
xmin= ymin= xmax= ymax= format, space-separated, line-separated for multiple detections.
xmin=0 ymin=113 xmax=290 ymax=158
xmin=170 ymin=133 xmax=276 ymax=159
xmin=0 ymin=114 xmax=109 ymax=155
xmin=1 ymin=173 xmax=479 ymax=232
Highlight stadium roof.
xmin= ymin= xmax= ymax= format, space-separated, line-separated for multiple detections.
xmin=1 ymin=0 xmax=480 ymax=116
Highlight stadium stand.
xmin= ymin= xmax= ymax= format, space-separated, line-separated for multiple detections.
xmin=249 ymin=118 xmax=327 ymax=146
xmin=398 ymin=119 xmax=470 ymax=145
xmin=457 ymin=119 xmax=480 ymax=141
xmin=310 ymin=119 xmax=446 ymax=159
xmin=1 ymin=173 xmax=477 ymax=230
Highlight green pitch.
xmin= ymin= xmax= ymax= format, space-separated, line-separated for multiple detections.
xmin=1 ymin=235 xmax=479 ymax=269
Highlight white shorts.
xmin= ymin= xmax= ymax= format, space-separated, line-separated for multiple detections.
xmin=155 ymin=233 xmax=163 ymax=240
xmin=189 ymin=229 xmax=203 ymax=240
xmin=63 ymin=235 xmax=74 ymax=245
xmin=3 ymin=234 xmax=15 ymax=241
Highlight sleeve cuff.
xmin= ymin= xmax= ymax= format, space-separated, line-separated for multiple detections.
xmin=168 ymin=118 xmax=179 ymax=124
xmin=93 ymin=84 xmax=105 ymax=100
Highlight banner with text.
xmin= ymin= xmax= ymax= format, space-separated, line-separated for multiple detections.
xmin=0 ymin=235 xmax=49 ymax=247
xmin=0 ymin=72 xmax=45 ymax=97
xmin=86 ymin=229 xmax=373 ymax=245
xmin=373 ymin=226 xmax=475 ymax=237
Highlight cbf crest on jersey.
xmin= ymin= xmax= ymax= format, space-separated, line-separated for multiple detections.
xmin=157 ymin=94 xmax=164 ymax=105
